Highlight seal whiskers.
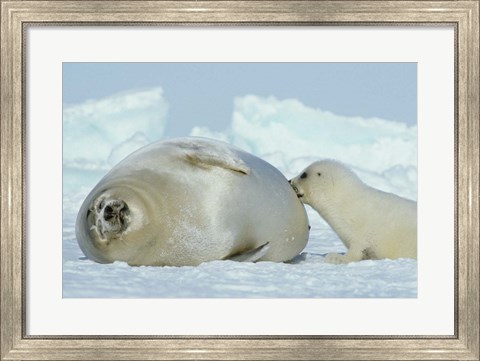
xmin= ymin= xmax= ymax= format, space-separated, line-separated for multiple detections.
xmin=95 ymin=199 xmax=130 ymax=239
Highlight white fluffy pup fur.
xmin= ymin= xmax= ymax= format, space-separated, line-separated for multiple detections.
xmin=290 ymin=160 xmax=417 ymax=264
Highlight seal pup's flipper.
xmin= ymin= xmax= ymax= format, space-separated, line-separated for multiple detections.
xmin=173 ymin=139 xmax=251 ymax=175
xmin=226 ymin=242 xmax=270 ymax=262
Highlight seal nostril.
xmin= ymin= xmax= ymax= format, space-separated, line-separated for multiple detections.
xmin=101 ymin=199 xmax=130 ymax=231
xmin=104 ymin=205 xmax=114 ymax=221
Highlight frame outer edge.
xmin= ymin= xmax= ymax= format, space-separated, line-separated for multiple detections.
xmin=457 ymin=2 xmax=480 ymax=360
xmin=12 ymin=1 xmax=24 ymax=352
xmin=1 ymin=1 xmax=16 ymax=360
xmin=465 ymin=0 xmax=479 ymax=358
xmin=0 ymin=1 xmax=479 ymax=361
xmin=0 ymin=1 xmax=476 ymax=23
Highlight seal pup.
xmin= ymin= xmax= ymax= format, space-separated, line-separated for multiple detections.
xmin=289 ymin=160 xmax=417 ymax=264
xmin=76 ymin=137 xmax=309 ymax=266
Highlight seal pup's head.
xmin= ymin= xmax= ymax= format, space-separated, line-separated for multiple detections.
xmin=289 ymin=160 xmax=363 ymax=209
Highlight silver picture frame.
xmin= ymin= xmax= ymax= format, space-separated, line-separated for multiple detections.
xmin=1 ymin=1 xmax=478 ymax=360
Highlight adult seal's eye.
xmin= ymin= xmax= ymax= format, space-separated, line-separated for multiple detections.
xmin=317 ymin=172 xmax=322 ymax=176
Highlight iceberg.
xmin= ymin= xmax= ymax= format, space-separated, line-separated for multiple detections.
xmin=63 ymin=87 xmax=168 ymax=171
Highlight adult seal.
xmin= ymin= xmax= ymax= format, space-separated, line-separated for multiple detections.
xmin=76 ymin=137 xmax=309 ymax=266
xmin=290 ymin=160 xmax=417 ymax=264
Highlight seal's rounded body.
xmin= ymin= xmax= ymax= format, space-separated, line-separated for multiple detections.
xmin=76 ymin=137 xmax=309 ymax=266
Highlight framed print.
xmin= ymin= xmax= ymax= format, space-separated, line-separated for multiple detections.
xmin=1 ymin=1 xmax=479 ymax=360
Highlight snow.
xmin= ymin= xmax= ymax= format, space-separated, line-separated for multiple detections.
xmin=63 ymin=89 xmax=417 ymax=298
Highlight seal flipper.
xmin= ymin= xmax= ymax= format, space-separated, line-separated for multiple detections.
xmin=173 ymin=139 xmax=250 ymax=175
xmin=226 ymin=242 xmax=270 ymax=262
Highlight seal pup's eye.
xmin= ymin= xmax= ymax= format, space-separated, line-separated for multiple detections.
xmin=317 ymin=172 xmax=322 ymax=176
xmin=300 ymin=172 xmax=307 ymax=179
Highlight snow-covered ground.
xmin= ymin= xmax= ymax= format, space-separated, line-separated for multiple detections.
xmin=63 ymin=89 xmax=417 ymax=298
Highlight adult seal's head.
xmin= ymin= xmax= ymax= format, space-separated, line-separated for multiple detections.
xmin=90 ymin=198 xmax=129 ymax=240
xmin=77 ymin=190 xmax=128 ymax=263
xmin=76 ymin=176 xmax=165 ymax=264
xmin=76 ymin=137 xmax=309 ymax=266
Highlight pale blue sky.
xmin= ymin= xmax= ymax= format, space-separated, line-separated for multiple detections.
xmin=63 ymin=63 xmax=417 ymax=137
